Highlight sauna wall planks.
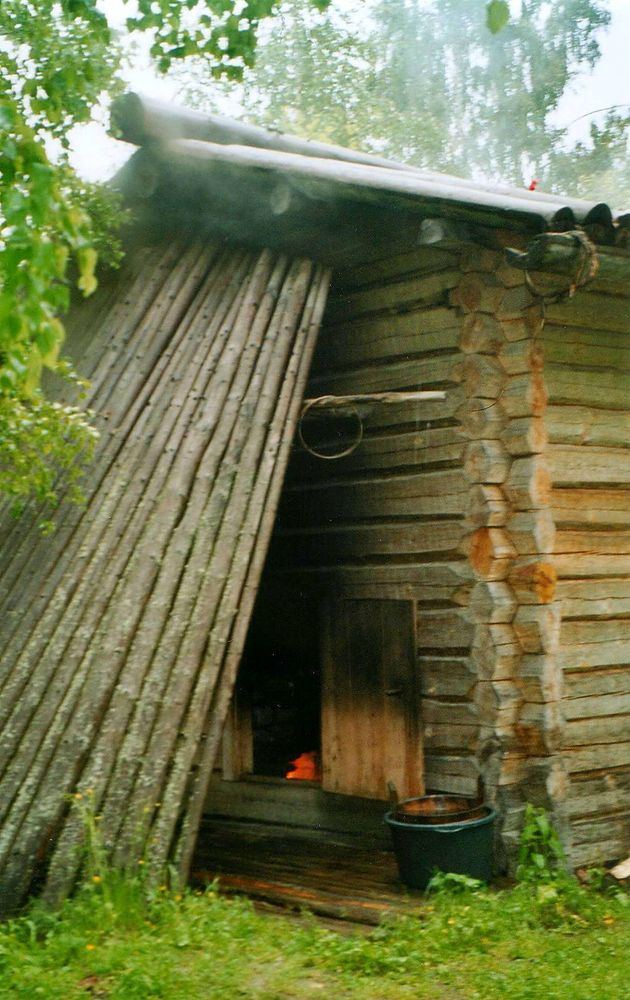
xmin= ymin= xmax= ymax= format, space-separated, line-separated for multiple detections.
xmin=265 ymin=244 xmax=479 ymax=797
xmin=544 ymin=304 xmax=630 ymax=867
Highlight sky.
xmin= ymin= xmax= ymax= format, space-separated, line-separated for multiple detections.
xmin=70 ymin=0 xmax=630 ymax=182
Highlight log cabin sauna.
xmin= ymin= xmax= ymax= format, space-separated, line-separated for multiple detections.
xmin=1 ymin=92 xmax=630 ymax=916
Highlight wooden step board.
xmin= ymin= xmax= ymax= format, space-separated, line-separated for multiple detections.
xmin=191 ymin=819 xmax=426 ymax=925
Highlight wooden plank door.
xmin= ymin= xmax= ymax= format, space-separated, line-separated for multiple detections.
xmin=321 ymin=599 xmax=424 ymax=801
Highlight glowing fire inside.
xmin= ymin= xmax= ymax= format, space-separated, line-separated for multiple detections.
xmin=285 ymin=751 xmax=321 ymax=782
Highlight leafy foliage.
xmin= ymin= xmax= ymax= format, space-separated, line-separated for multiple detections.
xmin=191 ymin=0 xmax=624 ymax=201
xmin=0 ymin=0 xmax=329 ymax=514
xmin=487 ymin=0 xmax=510 ymax=33
xmin=517 ymin=803 xmax=566 ymax=882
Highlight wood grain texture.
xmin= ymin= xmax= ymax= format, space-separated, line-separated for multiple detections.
xmin=0 ymin=243 xmax=330 ymax=914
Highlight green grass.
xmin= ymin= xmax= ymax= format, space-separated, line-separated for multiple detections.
xmin=2 ymin=871 xmax=630 ymax=1000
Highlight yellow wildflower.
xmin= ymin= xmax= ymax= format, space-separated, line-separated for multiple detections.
xmin=85 ymin=943 xmax=96 ymax=951
xmin=92 ymin=875 xmax=102 ymax=884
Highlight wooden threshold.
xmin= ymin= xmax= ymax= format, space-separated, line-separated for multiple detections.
xmin=190 ymin=817 xmax=426 ymax=925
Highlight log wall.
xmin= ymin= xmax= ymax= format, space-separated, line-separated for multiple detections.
xmin=265 ymin=240 xmax=586 ymax=871
xmin=266 ymin=245 xmax=479 ymax=798
xmin=544 ymin=288 xmax=630 ymax=867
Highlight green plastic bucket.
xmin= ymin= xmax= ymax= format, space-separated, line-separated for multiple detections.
xmin=385 ymin=806 xmax=496 ymax=889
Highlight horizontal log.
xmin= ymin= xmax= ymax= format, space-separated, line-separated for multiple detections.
xmin=422 ymin=700 xmax=477 ymax=728
xmin=546 ymin=292 xmax=630 ymax=334
xmin=564 ymin=742 xmax=630 ymax=773
xmin=571 ymin=813 xmax=630 ymax=846
xmin=551 ymin=487 xmax=630 ymax=527
xmin=302 ymin=391 xmax=446 ymax=416
xmin=565 ymin=715 xmax=630 ymax=746
xmin=307 ymin=354 xmax=460 ymax=397
xmin=281 ymin=471 xmax=469 ymax=524
xmin=560 ymin=619 xmax=630 ymax=646
xmin=423 ymin=723 xmax=479 ymax=751
xmin=292 ymin=427 xmax=466 ymax=479
xmin=271 ymin=519 xmax=466 ymax=566
xmin=423 ymin=755 xmax=478 ymax=796
xmin=546 ymin=405 xmax=630 ymax=449
xmin=542 ymin=322 xmax=630 ymax=353
xmin=269 ymin=561 xmax=475 ymax=599
xmin=549 ymin=445 xmax=630 ymax=486
xmin=565 ymin=692 xmax=630 ymax=721
xmin=555 ymin=529 xmax=630 ymax=556
xmin=557 ymin=578 xmax=630 ymax=617
xmin=567 ymin=769 xmax=630 ymax=820
xmin=557 ymin=639 xmax=630 ymax=671
xmin=417 ymin=608 xmax=474 ymax=650
xmin=571 ymin=838 xmax=628 ymax=867
xmin=333 ymin=246 xmax=459 ymax=290
xmin=553 ymin=553 xmax=630 ymax=578
xmin=314 ymin=307 xmax=460 ymax=369
xmin=545 ymin=365 xmax=630 ymax=411
xmin=326 ymin=270 xmax=461 ymax=322
xmin=420 ymin=657 xmax=476 ymax=698
xmin=543 ymin=335 xmax=630 ymax=372
xmin=564 ymin=666 xmax=630 ymax=700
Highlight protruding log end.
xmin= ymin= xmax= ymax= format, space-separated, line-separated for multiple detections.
xmin=508 ymin=560 xmax=557 ymax=605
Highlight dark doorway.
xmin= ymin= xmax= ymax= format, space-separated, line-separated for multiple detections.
xmin=236 ymin=587 xmax=321 ymax=780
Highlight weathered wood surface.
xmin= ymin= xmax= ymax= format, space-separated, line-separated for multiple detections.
xmin=191 ymin=818 xmax=425 ymax=925
xmin=321 ymin=599 xmax=423 ymax=801
xmin=262 ymin=250 xmax=479 ymax=794
xmin=0 ymin=243 xmax=330 ymax=914
xmin=543 ymin=311 xmax=630 ymax=864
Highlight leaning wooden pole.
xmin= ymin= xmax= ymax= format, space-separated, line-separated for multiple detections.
xmin=0 ymin=243 xmax=331 ymax=915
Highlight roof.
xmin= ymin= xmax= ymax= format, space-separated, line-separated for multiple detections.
xmin=113 ymin=93 xmax=629 ymax=265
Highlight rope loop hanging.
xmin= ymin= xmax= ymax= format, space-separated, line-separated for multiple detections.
xmin=524 ymin=230 xmax=599 ymax=303
xmin=298 ymin=395 xmax=364 ymax=460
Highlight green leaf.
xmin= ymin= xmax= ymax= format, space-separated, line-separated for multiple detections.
xmin=486 ymin=0 xmax=510 ymax=34
xmin=77 ymin=247 xmax=98 ymax=297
